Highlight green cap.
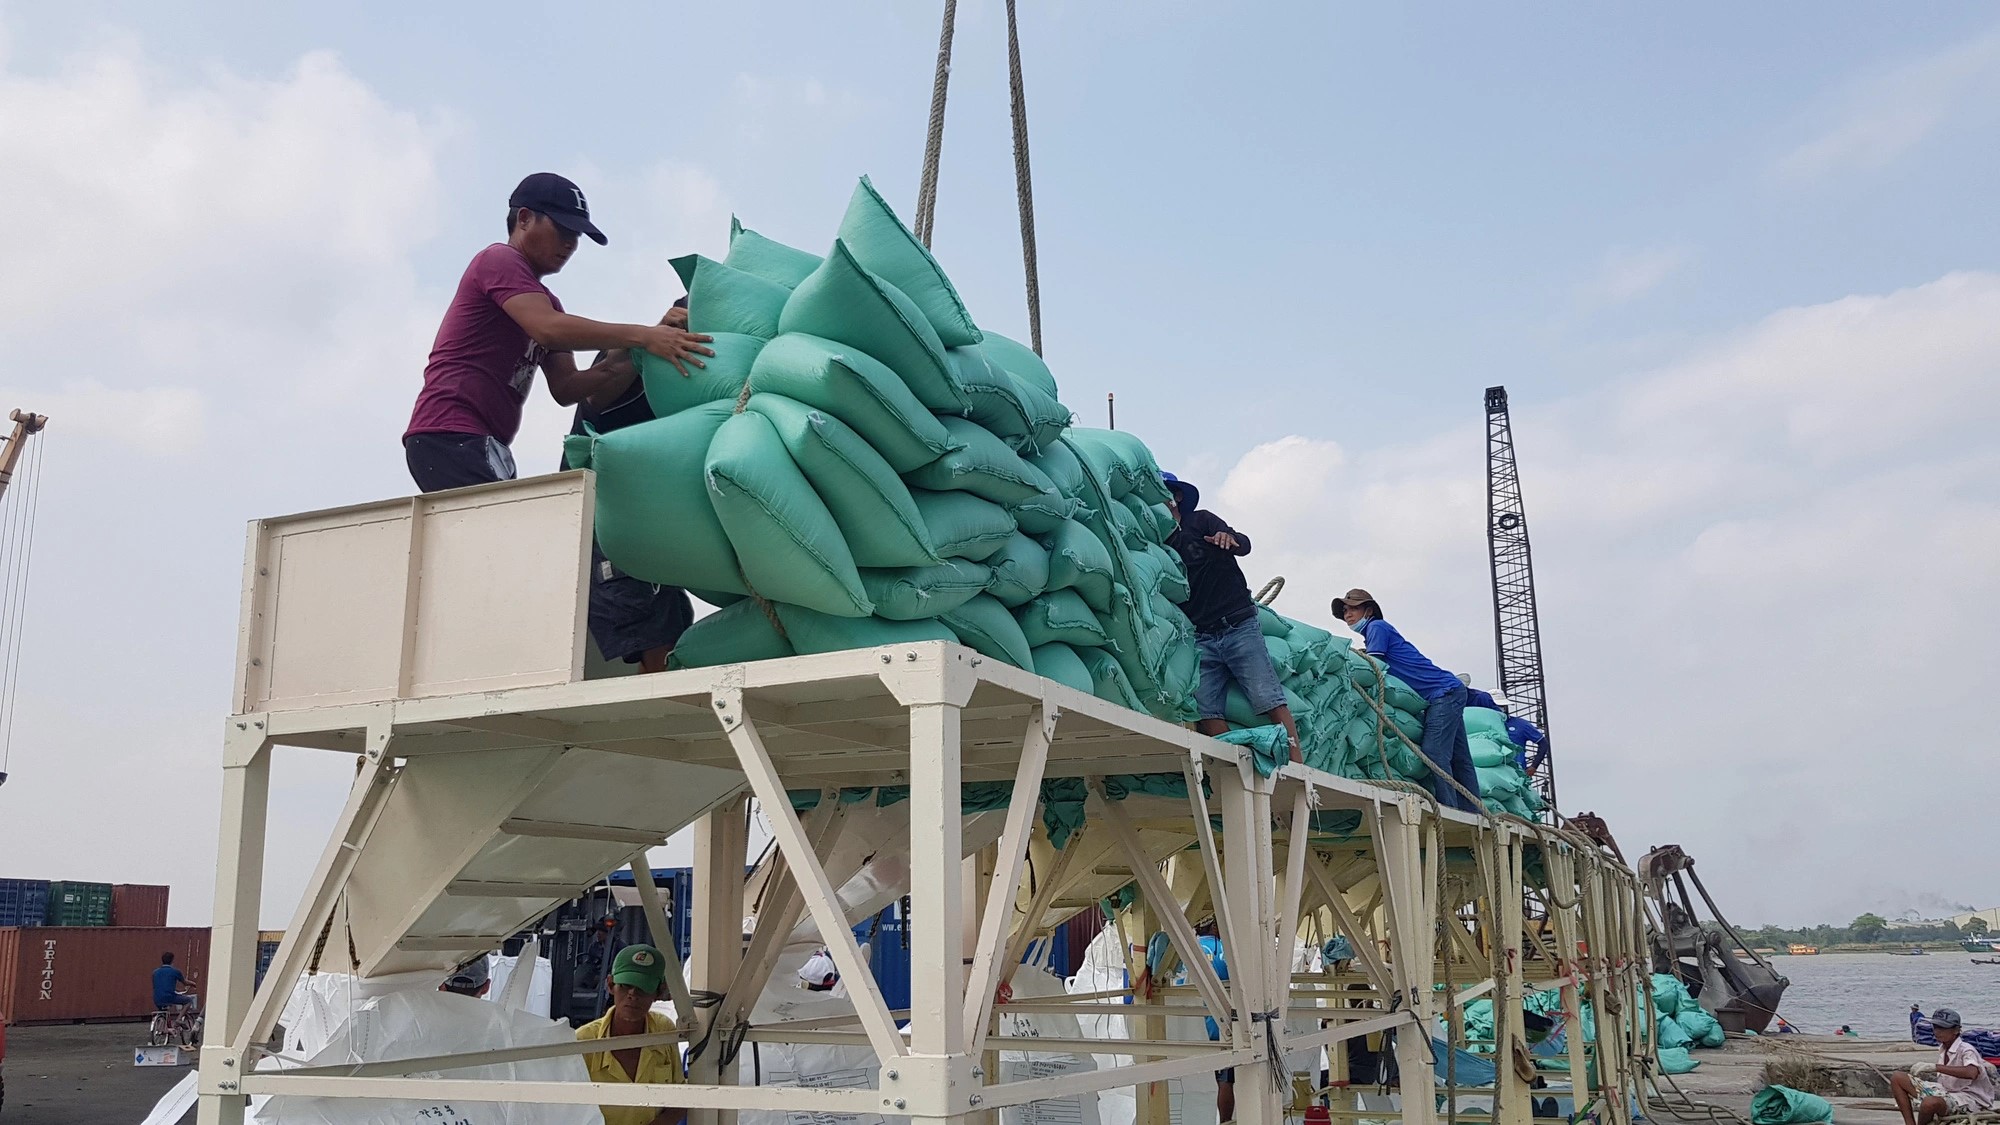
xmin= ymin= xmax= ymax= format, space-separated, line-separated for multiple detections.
xmin=610 ymin=944 xmax=667 ymax=992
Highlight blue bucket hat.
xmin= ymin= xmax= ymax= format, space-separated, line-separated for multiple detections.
xmin=1160 ymin=471 xmax=1199 ymax=511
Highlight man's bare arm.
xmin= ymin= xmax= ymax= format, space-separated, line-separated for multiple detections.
xmin=501 ymin=292 xmax=713 ymax=374
xmin=542 ymin=350 xmax=640 ymax=409
xmin=1935 ymin=1064 xmax=1984 ymax=1080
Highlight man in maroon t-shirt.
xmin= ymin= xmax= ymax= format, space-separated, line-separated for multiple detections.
xmin=403 ymin=172 xmax=713 ymax=492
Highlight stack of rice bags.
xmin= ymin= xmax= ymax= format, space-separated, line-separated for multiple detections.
xmin=1649 ymin=973 xmax=1725 ymax=1052
xmin=1214 ymin=611 xmax=1542 ymax=815
xmin=567 ymin=177 xmax=1197 ymax=723
xmin=1464 ymin=706 xmax=1542 ymax=818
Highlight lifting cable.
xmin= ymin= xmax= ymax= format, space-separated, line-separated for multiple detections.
xmin=910 ymin=0 xmax=1046 ymax=356
xmin=912 ymin=0 xmax=958 ymax=249
xmin=0 ymin=433 xmax=47 ymax=778
xmin=1004 ymin=0 xmax=1045 ymax=356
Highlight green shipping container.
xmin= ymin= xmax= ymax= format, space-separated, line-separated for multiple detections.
xmin=46 ymin=881 xmax=113 ymax=926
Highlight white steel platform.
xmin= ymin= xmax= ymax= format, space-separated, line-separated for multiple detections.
xmin=198 ymin=474 xmax=1655 ymax=1125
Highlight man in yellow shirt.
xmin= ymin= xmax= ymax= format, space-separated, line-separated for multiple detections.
xmin=575 ymin=944 xmax=685 ymax=1125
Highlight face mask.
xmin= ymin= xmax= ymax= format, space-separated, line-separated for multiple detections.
xmin=1348 ymin=617 xmax=1368 ymax=634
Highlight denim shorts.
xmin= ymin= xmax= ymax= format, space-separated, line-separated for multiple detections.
xmin=1194 ymin=615 xmax=1287 ymax=721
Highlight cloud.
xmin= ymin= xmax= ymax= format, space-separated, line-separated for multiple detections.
xmin=1774 ymin=25 xmax=2000 ymax=181
xmin=0 ymin=384 xmax=203 ymax=456
xmin=1213 ymin=271 xmax=2000 ymax=924
xmin=1580 ymin=245 xmax=1691 ymax=307
xmin=0 ymin=34 xmax=456 ymax=924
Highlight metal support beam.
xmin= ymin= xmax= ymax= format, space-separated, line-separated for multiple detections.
xmin=1090 ymin=783 xmax=1232 ymax=1025
xmin=686 ymin=789 xmax=748 ymax=1125
xmin=231 ymin=726 xmax=398 ymax=1053
xmin=629 ymin=860 xmax=698 ymax=1029
xmin=965 ymin=705 xmax=1058 ymax=1053
xmin=195 ymin=725 xmax=272 ymax=1125
xmin=714 ymin=694 xmax=906 ymax=1069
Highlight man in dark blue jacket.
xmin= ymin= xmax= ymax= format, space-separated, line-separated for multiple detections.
xmin=1334 ymin=588 xmax=1481 ymax=812
xmin=1163 ymin=473 xmax=1299 ymax=761
xmin=561 ymin=298 xmax=695 ymax=673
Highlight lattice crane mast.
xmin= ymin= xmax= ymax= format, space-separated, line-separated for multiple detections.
xmin=1484 ymin=387 xmax=1557 ymax=817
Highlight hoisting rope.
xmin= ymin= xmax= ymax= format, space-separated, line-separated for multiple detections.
xmin=907 ymin=0 xmax=1045 ymax=355
xmin=0 ymin=433 xmax=47 ymax=777
xmin=1004 ymin=0 xmax=1045 ymax=356
xmin=912 ymin=0 xmax=958 ymax=248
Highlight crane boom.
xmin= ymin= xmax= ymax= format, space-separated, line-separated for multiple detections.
xmin=0 ymin=409 xmax=47 ymax=502
xmin=1484 ymin=386 xmax=1556 ymax=817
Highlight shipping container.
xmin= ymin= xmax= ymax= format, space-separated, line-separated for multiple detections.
xmin=0 ymin=927 xmax=210 ymax=1024
xmin=254 ymin=939 xmax=281 ymax=991
xmin=0 ymin=879 xmax=50 ymax=928
xmin=110 ymin=885 xmax=170 ymax=928
xmin=44 ymin=882 xmax=113 ymax=927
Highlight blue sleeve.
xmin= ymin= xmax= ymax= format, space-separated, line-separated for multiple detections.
xmin=171 ymin=968 xmax=185 ymax=986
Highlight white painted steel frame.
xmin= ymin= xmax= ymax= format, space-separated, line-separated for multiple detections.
xmin=199 ymin=483 xmax=1649 ymax=1125
xmin=197 ymin=646 xmax=1448 ymax=1123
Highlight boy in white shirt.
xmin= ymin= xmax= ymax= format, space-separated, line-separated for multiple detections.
xmin=1893 ymin=1008 xmax=1996 ymax=1124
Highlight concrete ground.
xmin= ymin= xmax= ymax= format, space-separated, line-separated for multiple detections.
xmin=1652 ymin=1034 xmax=1932 ymax=1125
xmin=2 ymin=1021 xmax=191 ymax=1124
xmin=0 ymin=1021 xmax=1943 ymax=1125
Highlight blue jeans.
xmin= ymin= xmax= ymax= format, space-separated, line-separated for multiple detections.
xmin=1194 ymin=616 xmax=1287 ymax=721
xmin=1419 ymin=682 xmax=1483 ymax=813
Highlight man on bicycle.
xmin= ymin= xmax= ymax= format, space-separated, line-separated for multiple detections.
xmin=152 ymin=952 xmax=197 ymax=1012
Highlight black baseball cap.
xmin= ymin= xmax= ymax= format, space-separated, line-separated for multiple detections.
xmin=509 ymin=172 xmax=607 ymax=245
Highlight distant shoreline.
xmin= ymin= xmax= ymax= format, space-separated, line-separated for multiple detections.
xmin=1756 ymin=945 xmax=1989 ymax=955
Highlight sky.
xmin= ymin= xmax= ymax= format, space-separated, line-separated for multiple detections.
xmin=0 ymin=2 xmax=1995 ymax=929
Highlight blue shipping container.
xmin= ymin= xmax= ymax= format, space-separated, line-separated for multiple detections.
xmin=0 ymin=878 xmax=50 ymax=927
xmin=254 ymin=939 xmax=282 ymax=990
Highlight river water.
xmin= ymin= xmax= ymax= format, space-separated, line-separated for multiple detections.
xmin=1766 ymin=952 xmax=2000 ymax=1037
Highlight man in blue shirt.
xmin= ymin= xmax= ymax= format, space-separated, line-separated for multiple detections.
xmin=152 ymin=952 xmax=197 ymax=1011
xmin=1334 ymin=588 xmax=1482 ymax=813
xmin=1132 ymin=924 xmax=1237 ymax=1123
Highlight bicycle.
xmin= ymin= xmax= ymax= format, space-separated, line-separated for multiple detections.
xmin=148 ymin=1000 xmax=203 ymax=1049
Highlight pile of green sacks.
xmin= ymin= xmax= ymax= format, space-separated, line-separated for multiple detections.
xmin=567 ymin=174 xmax=1541 ymax=815
xmin=567 ymin=177 xmax=1199 ymax=723
xmin=1651 ymin=972 xmax=1726 ymax=1050
xmin=1231 ymin=608 xmax=1545 ymax=814
xmin=1465 ymin=706 xmax=1543 ymax=819
xmin=1462 ymin=974 xmax=1725 ymax=1081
